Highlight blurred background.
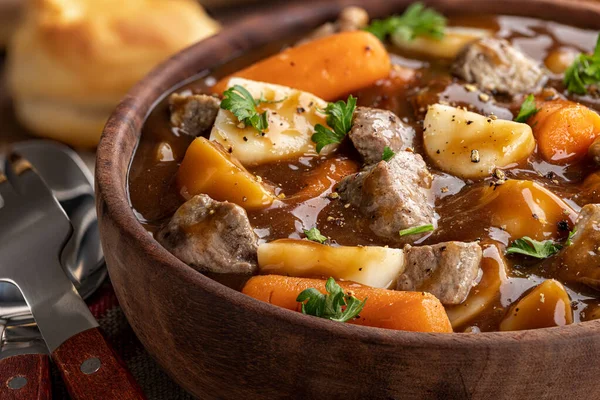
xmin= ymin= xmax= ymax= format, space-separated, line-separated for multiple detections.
xmin=0 ymin=0 xmax=287 ymax=164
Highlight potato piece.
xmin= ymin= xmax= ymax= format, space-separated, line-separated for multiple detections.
xmin=446 ymin=244 xmax=507 ymax=329
xmin=213 ymin=31 xmax=391 ymax=101
xmin=423 ymin=104 xmax=535 ymax=179
xmin=391 ymin=27 xmax=491 ymax=59
xmin=478 ymin=180 xmax=576 ymax=241
xmin=500 ymin=279 xmax=573 ymax=331
xmin=529 ymin=99 xmax=600 ymax=164
xmin=209 ymin=78 xmax=330 ymax=166
xmin=258 ymin=239 xmax=405 ymax=289
xmin=177 ymin=137 xmax=276 ymax=210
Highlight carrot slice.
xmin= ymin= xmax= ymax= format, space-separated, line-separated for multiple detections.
xmin=213 ymin=31 xmax=391 ymax=101
xmin=242 ymin=275 xmax=453 ymax=333
xmin=529 ymin=99 xmax=600 ymax=164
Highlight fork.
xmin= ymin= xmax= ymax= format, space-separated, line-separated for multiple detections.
xmin=0 ymin=153 xmax=145 ymax=400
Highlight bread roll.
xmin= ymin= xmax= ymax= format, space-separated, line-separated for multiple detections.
xmin=7 ymin=0 xmax=220 ymax=148
xmin=0 ymin=0 xmax=23 ymax=48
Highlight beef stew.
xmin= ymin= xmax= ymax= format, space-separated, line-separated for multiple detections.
xmin=128 ymin=4 xmax=600 ymax=333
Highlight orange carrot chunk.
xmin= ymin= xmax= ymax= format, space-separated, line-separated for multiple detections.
xmin=529 ymin=99 xmax=600 ymax=164
xmin=242 ymin=275 xmax=453 ymax=333
xmin=213 ymin=31 xmax=391 ymax=101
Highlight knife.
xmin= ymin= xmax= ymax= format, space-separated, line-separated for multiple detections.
xmin=0 ymin=154 xmax=145 ymax=400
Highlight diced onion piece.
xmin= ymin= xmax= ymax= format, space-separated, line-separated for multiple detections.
xmin=209 ymin=78 xmax=330 ymax=166
xmin=257 ymin=239 xmax=405 ymax=289
xmin=423 ymin=104 xmax=535 ymax=179
xmin=500 ymin=279 xmax=573 ymax=331
xmin=391 ymin=27 xmax=491 ymax=59
xmin=177 ymin=137 xmax=276 ymax=210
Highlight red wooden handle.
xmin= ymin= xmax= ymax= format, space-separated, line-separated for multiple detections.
xmin=0 ymin=353 xmax=51 ymax=400
xmin=52 ymin=327 xmax=146 ymax=400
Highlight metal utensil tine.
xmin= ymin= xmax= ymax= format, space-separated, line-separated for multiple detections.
xmin=0 ymin=171 xmax=17 ymax=205
xmin=5 ymin=153 xmax=56 ymax=203
xmin=0 ymin=153 xmax=98 ymax=352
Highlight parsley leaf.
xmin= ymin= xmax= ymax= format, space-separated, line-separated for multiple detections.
xmin=566 ymin=229 xmax=577 ymax=246
xmin=514 ymin=94 xmax=539 ymax=123
xmin=311 ymin=95 xmax=357 ymax=153
xmin=303 ymin=227 xmax=328 ymax=244
xmin=365 ymin=2 xmax=446 ymax=42
xmin=382 ymin=146 xmax=395 ymax=161
xmin=506 ymin=237 xmax=561 ymax=259
xmin=221 ymin=85 xmax=269 ymax=133
xmin=296 ymin=277 xmax=367 ymax=323
xmin=564 ymin=33 xmax=600 ymax=95
xmin=399 ymin=224 xmax=434 ymax=237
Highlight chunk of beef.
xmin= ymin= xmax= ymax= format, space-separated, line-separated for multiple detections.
xmin=336 ymin=151 xmax=434 ymax=240
xmin=297 ymin=7 xmax=369 ymax=45
xmin=553 ymin=204 xmax=600 ymax=291
xmin=169 ymin=93 xmax=220 ymax=136
xmin=156 ymin=194 xmax=258 ymax=274
xmin=349 ymin=107 xmax=415 ymax=165
xmin=452 ymin=38 xmax=546 ymax=96
xmin=397 ymin=242 xmax=482 ymax=305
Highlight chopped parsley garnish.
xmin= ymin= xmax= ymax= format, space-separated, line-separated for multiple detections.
xmin=257 ymin=93 xmax=287 ymax=104
xmin=365 ymin=2 xmax=446 ymax=42
xmin=506 ymin=237 xmax=561 ymax=259
xmin=564 ymin=33 xmax=600 ymax=95
xmin=311 ymin=95 xmax=357 ymax=153
xmin=303 ymin=227 xmax=327 ymax=244
xmin=296 ymin=277 xmax=367 ymax=323
xmin=382 ymin=146 xmax=395 ymax=162
xmin=514 ymin=94 xmax=539 ymax=123
xmin=399 ymin=224 xmax=434 ymax=237
xmin=221 ymin=85 xmax=269 ymax=133
xmin=565 ymin=229 xmax=577 ymax=246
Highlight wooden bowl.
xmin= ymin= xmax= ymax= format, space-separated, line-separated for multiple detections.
xmin=96 ymin=1 xmax=600 ymax=398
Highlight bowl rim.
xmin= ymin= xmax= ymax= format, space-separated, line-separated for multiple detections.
xmin=96 ymin=0 xmax=600 ymax=347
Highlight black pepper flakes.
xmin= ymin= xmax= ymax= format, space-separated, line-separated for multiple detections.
xmin=557 ymin=220 xmax=569 ymax=231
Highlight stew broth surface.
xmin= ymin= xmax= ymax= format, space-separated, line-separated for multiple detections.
xmin=129 ymin=14 xmax=600 ymax=332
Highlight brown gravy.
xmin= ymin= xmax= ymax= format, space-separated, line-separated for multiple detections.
xmin=129 ymin=14 xmax=600 ymax=332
